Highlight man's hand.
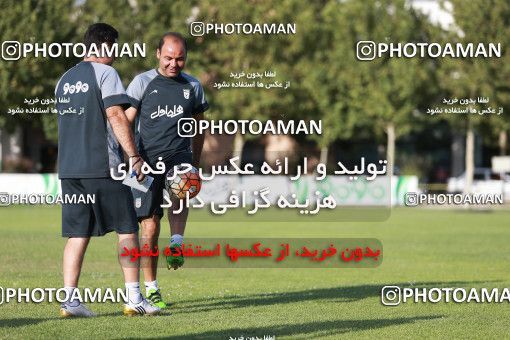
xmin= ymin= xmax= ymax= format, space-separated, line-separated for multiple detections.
xmin=130 ymin=155 xmax=145 ymax=182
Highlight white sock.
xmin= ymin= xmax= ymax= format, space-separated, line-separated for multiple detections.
xmin=145 ymin=280 xmax=159 ymax=294
xmin=125 ymin=282 xmax=142 ymax=304
xmin=64 ymin=286 xmax=79 ymax=307
xmin=170 ymin=234 xmax=183 ymax=246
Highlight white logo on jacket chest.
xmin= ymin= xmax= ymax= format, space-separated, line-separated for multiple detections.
xmin=150 ymin=105 xmax=183 ymax=119
xmin=183 ymin=89 xmax=190 ymax=99
xmin=63 ymin=81 xmax=89 ymax=95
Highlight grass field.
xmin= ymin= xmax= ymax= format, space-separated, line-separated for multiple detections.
xmin=0 ymin=206 xmax=509 ymax=339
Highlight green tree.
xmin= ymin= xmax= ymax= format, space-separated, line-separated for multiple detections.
xmin=313 ymin=0 xmax=436 ymax=174
xmin=0 ymin=0 xmax=78 ymax=141
xmin=77 ymin=0 xmax=195 ymax=78
xmin=437 ymin=0 xmax=510 ymax=192
xmin=187 ymin=0 xmax=321 ymax=161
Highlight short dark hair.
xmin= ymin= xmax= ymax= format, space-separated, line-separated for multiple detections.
xmin=158 ymin=32 xmax=187 ymax=53
xmin=83 ymin=23 xmax=118 ymax=49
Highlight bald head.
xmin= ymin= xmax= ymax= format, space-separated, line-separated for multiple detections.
xmin=158 ymin=32 xmax=187 ymax=52
xmin=157 ymin=32 xmax=187 ymax=78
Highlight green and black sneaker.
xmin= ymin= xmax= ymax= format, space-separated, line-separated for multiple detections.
xmin=146 ymin=288 xmax=167 ymax=309
xmin=166 ymin=243 xmax=185 ymax=270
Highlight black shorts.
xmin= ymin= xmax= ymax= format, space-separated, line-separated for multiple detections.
xmin=61 ymin=178 xmax=138 ymax=237
xmin=132 ymin=152 xmax=192 ymax=220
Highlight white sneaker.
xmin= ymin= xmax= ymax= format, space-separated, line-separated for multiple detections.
xmin=123 ymin=298 xmax=161 ymax=316
xmin=60 ymin=302 xmax=95 ymax=317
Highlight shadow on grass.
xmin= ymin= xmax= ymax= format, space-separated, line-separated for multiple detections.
xmin=121 ymin=316 xmax=443 ymax=339
xmin=0 ymin=309 xmax=174 ymax=328
xmin=0 ymin=280 xmax=498 ymax=331
xmin=0 ymin=309 xmax=173 ymax=329
xmin=0 ymin=317 xmax=52 ymax=328
xmin=172 ymin=280 xmax=498 ymax=314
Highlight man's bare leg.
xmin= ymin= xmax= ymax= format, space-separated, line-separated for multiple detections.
xmin=118 ymin=232 xmax=141 ymax=284
xmin=168 ymin=197 xmax=189 ymax=236
xmin=118 ymin=232 xmax=161 ymax=315
xmin=140 ymin=215 xmax=160 ymax=281
xmin=63 ymin=237 xmax=90 ymax=288
xmin=137 ymin=215 xmax=166 ymax=308
xmin=167 ymin=197 xmax=189 ymax=270
xmin=60 ymin=237 xmax=95 ymax=317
